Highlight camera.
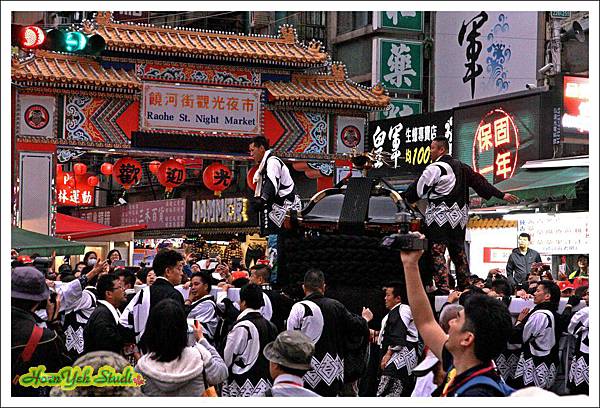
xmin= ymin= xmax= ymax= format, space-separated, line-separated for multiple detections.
xmin=538 ymin=62 xmax=554 ymax=75
xmin=379 ymin=211 xmax=428 ymax=251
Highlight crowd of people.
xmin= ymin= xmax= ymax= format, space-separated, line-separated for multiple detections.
xmin=10 ymin=239 xmax=589 ymax=399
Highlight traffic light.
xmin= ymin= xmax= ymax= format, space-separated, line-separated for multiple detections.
xmin=12 ymin=25 xmax=105 ymax=56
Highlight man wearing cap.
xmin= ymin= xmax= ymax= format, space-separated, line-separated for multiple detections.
xmin=262 ymin=330 xmax=320 ymax=397
xmin=11 ymin=266 xmax=72 ymax=396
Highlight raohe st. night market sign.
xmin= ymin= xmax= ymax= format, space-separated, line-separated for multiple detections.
xmin=141 ymin=83 xmax=263 ymax=136
xmin=472 ymin=108 xmax=519 ymax=182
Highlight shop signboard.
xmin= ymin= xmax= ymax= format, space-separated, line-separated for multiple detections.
xmin=377 ymin=98 xmax=423 ymax=120
xmin=122 ymin=198 xmax=186 ymax=229
xmin=190 ymin=197 xmax=250 ymax=225
xmin=562 ymin=75 xmax=589 ymax=143
xmin=373 ymin=38 xmax=423 ymax=93
xmin=367 ymin=110 xmax=453 ymax=172
xmin=56 ymin=171 xmax=95 ymax=207
xmin=453 ymin=92 xmax=555 ymax=184
xmin=373 ymin=11 xmax=424 ymax=32
xmin=434 ymin=12 xmax=540 ymax=110
xmin=141 ymin=83 xmax=263 ymax=136
xmin=77 ymin=207 xmax=119 ymax=226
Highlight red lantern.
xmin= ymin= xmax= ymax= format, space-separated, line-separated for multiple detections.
xmin=203 ymin=163 xmax=233 ymax=196
xmin=100 ymin=162 xmax=113 ymax=176
xmin=247 ymin=165 xmax=258 ymax=191
xmin=113 ymin=157 xmax=143 ymax=190
xmin=148 ymin=160 xmax=161 ymax=175
xmin=175 ymin=158 xmax=184 ymax=164
xmin=73 ymin=163 xmax=87 ymax=176
xmin=87 ymin=175 xmax=99 ymax=187
xmin=157 ymin=159 xmax=186 ymax=192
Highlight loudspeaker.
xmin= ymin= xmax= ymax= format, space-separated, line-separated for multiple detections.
xmin=561 ymin=21 xmax=585 ymax=43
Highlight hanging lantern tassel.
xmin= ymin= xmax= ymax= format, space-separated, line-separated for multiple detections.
xmin=165 ymin=186 xmax=173 ymax=193
xmin=214 ymin=190 xmax=221 ymax=197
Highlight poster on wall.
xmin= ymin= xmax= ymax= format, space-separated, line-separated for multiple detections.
xmin=335 ymin=116 xmax=366 ymax=154
xmin=434 ymin=12 xmax=540 ymax=110
xmin=515 ymin=213 xmax=590 ymax=254
xmin=18 ymin=94 xmax=56 ymax=138
xmin=141 ymin=83 xmax=263 ymax=135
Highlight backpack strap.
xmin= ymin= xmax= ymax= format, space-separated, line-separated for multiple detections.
xmin=454 ymin=375 xmax=513 ymax=397
xmin=21 ymin=325 xmax=44 ymax=362
xmin=12 ymin=325 xmax=44 ymax=385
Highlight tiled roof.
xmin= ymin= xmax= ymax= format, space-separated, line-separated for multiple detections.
xmin=93 ymin=12 xmax=327 ymax=66
xmin=264 ymin=63 xmax=390 ymax=109
xmin=11 ymin=50 xmax=140 ymax=91
xmin=467 ymin=218 xmax=518 ymax=229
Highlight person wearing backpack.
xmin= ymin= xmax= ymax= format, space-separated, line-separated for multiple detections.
xmin=11 ymin=266 xmax=72 ymax=397
xmin=400 ymin=233 xmax=515 ymax=397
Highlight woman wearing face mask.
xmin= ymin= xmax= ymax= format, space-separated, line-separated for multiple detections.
xmin=83 ymin=251 xmax=98 ymax=267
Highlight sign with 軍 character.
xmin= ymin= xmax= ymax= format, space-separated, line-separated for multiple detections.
xmin=141 ymin=83 xmax=263 ymax=135
xmin=367 ymin=110 xmax=453 ymax=172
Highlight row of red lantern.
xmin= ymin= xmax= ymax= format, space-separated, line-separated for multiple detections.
xmin=57 ymin=164 xmax=99 ymax=187
xmin=64 ymin=160 xmax=256 ymax=195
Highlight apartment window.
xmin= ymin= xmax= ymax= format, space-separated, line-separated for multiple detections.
xmin=337 ymin=11 xmax=371 ymax=35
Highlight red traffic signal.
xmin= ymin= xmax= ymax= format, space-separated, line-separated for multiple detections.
xmin=19 ymin=25 xmax=46 ymax=49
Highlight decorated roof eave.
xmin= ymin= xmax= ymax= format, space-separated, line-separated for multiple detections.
xmin=12 ymin=79 xmax=140 ymax=95
xmin=268 ymin=101 xmax=386 ymax=112
xmin=91 ymin=11 xmax=329 ymax=67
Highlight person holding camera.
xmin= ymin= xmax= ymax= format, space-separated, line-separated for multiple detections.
xmin=402 ymin=136 xmax=519 ymax=292
xmin=399 ymin=232 xmax=515 ymax=396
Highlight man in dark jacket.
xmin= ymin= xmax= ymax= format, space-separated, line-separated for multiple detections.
xmin=84 ymin=274 xmax=132 ymax=354
xmin=506 ymin=233 xmax=542 ymax=289
xmin=287 ymin=269 xmax=373 ymax=396
xmin=120 ymin=249 xmax=185 ymax=342
xmin=403 ymin=136 xmax=519 ymax=291
xmin=11 ymin=266 xmax=72 ymax=397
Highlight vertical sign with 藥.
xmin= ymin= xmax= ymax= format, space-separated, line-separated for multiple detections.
xmin=373 ymin=11 xmax=424 ymax=32
xmin=377 ymin=98 xmax=423 ymax=120
xmin=373 ymin=39 xmax=423 ymax=93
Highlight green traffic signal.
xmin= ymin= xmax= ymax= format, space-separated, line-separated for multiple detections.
xmin=64 ymin=31 xmax=87 ymax=52
xmin=42 ymin=28 xmax=105 ymax=55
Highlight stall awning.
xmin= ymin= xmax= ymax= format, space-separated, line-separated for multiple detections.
xmin=56 ymin=213 xmax=146 ymax=240
xmin=12 ymin=226 xmax=86 ymax=256
xmin=475 ymin=166 xmax=588 ymax=204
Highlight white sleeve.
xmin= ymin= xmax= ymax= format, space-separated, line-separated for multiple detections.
xmin=55 ymin=278 xmax=84 ymax=313
xmin=416 ymin=164 xmax=442 ymax=199
xmin=223 ymin=324 xmax=249 ymax=369
xmin=522 ymin=311 xmax=550 ymax=343
xmin=286 ymin=302 xmax=305 ymax=331
xmin=265 ymin=157 xmax=282 ymax=193
xmin=119 ymin=290 xmax=141 ymax=329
